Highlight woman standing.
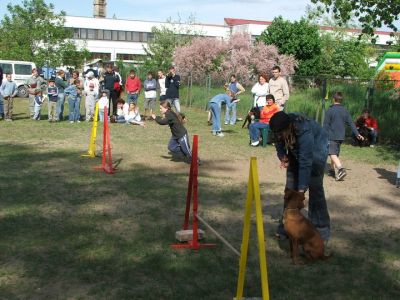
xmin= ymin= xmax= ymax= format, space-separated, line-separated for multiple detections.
xmin=269 ymin=111 xmax=331 ymax=246
xmin=251 ymin=73 xmax=269 ymax=108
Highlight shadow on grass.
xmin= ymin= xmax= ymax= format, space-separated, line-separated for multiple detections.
xmin=0 ymin=143 xmax=399 ymax=299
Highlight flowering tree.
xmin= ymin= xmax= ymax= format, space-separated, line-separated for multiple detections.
xmin=173 ymin=32 xmax=297 ymax=85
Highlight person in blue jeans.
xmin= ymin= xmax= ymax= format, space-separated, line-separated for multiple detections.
xmin=208 ymin=91 xmax=239 ymax=137
xmin=270 ymin=111 xmax=331 ymax=248
xmin=64 ymin=79 xmax=81 ymax=123
xmin=55 ymin=70 xmax=69 ymax=121
xmin=224 ymin=74 xmax=245 ymax=125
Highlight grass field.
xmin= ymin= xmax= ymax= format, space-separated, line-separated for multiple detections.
xmin=0 ymin=98 xmax=399 ymax=299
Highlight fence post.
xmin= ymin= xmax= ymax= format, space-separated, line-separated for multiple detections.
xmin=189 ymin=72 xmax=193 ymax=107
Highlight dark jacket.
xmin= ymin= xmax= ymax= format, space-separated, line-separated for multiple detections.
xmin=323 ymin=103 xmax=359 ymax=141
xmin=103 ymin=71 xmax=120 ymax=92
xmin=165 ymin=74 xmax=180 ymax=99
xmin=275 ymin=113 xmax=328 ymax=191
xmin=0 ymin=66 xmax=3 ymax=87
xmin=55 ymin=76 xmax=68 ymax=93
xmin=155 ymin=110 xmax=187 ymax=139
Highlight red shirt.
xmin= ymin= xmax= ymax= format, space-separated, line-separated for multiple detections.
xmin=259 ymin=103 xmax=280 ymax=124
xmin=364 ymin=116 xmax=378 ymax=131
xmin=125 ymin=76 xmax=142 ymax=93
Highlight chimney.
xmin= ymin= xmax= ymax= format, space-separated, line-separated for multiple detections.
xmin=93 ymin=0 xmax=106 ymax=18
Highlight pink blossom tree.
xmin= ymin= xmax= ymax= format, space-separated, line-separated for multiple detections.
xmin=173 ymin=32 xmax=297 ymax=85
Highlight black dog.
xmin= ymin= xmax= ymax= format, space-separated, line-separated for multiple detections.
xmin=352 ymin=118 xmax=371 ymax=147
xmin=242 ymin=106 xmax=261 ymax=129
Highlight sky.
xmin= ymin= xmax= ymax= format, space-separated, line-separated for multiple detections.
xmin=0 ymin=0 xmax=314 ymax=25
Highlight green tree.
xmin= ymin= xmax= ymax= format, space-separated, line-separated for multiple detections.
xmin=0 ymin=0 xmax=89 ymax=68
xmin=320 ymin=32 xmax=375 ymax=78
xmin=311 ymin=0 xmax=400 ymax=35
xmin=258 ymin=16 xmax=322 ymax=76
xmin=142 ymin=15 xmax=202 ymax=73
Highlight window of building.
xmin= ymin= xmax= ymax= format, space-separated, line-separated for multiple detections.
xmin=87 ymin=29 xmax=96 ymax=39
xmin=104 ymin=30 xmax=112 ymax=40
xmin=132 ymin=32 xmax=140 ymax=42
xmin=80 ymin=28 xmax=87 ymax=39
xmin=112 ymin=30 xmax=118 ymax=41
xmin=116 ymin=53 xmax=146 ymax=61
xmin=126 ymin=31 xmax=132 ymax=41
xmin=89 ymin=52 xmax=111 ymax=61
xmin=73 ymin=28 xmax=80 ymax=39
xmin=118 ymin=31 xmax=126 ymax=41
xmin=98 ymin=29 xmax=104 ymax=40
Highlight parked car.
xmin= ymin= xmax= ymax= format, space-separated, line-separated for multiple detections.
xmin=0 ymin=60 xmax=37 ymax=97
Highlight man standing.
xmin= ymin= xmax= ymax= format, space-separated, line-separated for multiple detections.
xmin=26 ymin=68 xmax=45 ymax=118
xmin=225 ymin=74 xmax=245 ymax=125
xmin=102 ymin=64 xmax=121 ymax=116
xmin=269 ymin=66 xmax=289 ymax=111
xmin=165 ymin=66 xmax=181 ymax=112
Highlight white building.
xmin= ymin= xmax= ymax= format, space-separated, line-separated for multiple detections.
xmin=64 ymin=15 xmax=396 ymax=62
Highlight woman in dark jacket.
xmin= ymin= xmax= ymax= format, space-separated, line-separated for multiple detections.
xmin=270 ymin=111 xmax=331 ymax=243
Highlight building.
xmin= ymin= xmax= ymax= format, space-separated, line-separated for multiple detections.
xmin=64 ymin=3 xmax=396 ymax=63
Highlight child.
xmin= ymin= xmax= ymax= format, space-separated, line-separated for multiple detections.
xmin=113 ymin=98 xmax=127 ymax=123
xmin=125 ymin=102 xmax=145 ymax=126
xmin=47 ymin=79 xmax=58 ymax=122
xmin=355 ymin=108 xmax=379 ymax=147
xmin=125 ymin=69 xmax=141 ymax=105
xmin=152 ymin=100 xmax=192 ymax=162
xmin=64 ymin=79 xmax=81 ymax=123
xmin=98 ymin=90 xmax=110 ymax=122
xmin=85 ymin=82 xmax=98 ymax=121
xmin=323 ymin=92 xmax=364 ymax=181
xmin=0 ymin=73 xmax=17 ymax=121
xmin=143 ymin=72 xmax=157 ymax=120
xmin=33 ymin=91 xmax=45 ymax=120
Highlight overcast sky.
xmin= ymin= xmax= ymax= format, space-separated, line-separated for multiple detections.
xmin=0 ymin=0 xmax=314 ymax=25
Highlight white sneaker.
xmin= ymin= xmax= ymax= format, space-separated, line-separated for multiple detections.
xmin=251 ymin=140 xmax=260 ymax=146
xmin=216 ymin=132 xmax=224 ymax=137
xmin=224 ymin=122 xmax=228 ymax=125
xmin=70 ymin=121 xmax=74 ymax=124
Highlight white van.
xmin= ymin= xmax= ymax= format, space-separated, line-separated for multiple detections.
xmin=0 ymin=60 xmax=37 ymax=97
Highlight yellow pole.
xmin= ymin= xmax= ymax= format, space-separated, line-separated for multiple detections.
xmin=234 ymin=157 xmax=270 ymax=300
xmin=235 ymin=160 xmax=254 ymax=300
xmin=251 ymin=158 xmax=270 ymax=300
xmin=82 ymin=102 xmax=99 ymax=158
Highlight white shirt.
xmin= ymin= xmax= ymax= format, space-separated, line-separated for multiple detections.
xmin=251 ymin=82 xmax=269 ymax=107
xmin=158 ymin=77 xmax=166 ymax=96
xmin=84 ymin=78 xmax=100 ymax=95
xmin=98 ymin=96 xmax=109 ymax=109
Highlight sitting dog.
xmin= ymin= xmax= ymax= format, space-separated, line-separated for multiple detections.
xmin=241 ymin=106 xmax=261 ymax=129
xmin=283 ymin=190 xmax=329 ymax=264
xmin=352 ymin=118 xmax=371 ymax=147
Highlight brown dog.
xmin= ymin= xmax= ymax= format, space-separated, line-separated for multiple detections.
xmin=283 ymin=190 xmax=328 ymax=264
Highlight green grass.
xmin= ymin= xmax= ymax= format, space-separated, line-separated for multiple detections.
xmin=0 ymin=99 xmax=399 ymax=299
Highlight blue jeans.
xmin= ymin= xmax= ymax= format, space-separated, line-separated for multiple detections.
xmin=116 ymin=115 xmax=126 ymax=123
xmin=369 ymin=129 xmax=378 ymax=145
xmin=249 ymin=122 xmax=269 ymax=142
xmin=209 ymin=103 xmax=221 ymax=133
xmin=56 ymin=93 xmax=65 ymax=120
xmin=127 ymin=93 xmax=138 ymax=105
xmin=277 ymin=162 xmax=331 ymax=241
xmin=0 ymin=95 xmax=3 ymax=116
xmin=168 ymin=133 xmax=192 ymax=158
xmin=167 ymin=98 xmax=180 ymax=112
xmin=68 ymin=97 xmax=80 ymax=122
xmin=225 ymin=102 xmax=237 ymax=124
xmin=33 ymin=102 xmax=42 ymax=120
